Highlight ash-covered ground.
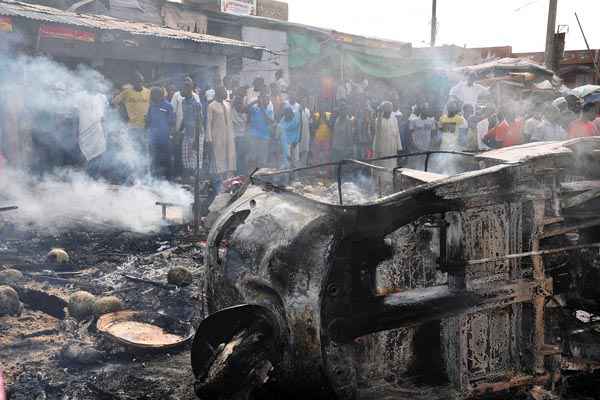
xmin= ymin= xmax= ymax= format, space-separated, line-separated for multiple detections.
xmin=0 ymin=217 xmax=207 ymax=400
xmin=3 ymin=179 xmax=600 ymax=400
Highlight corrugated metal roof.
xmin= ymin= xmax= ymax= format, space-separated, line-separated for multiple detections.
xmin=0 ymin=0 xmax=265 ymax=52
xmin=198 ymin=7 xmax=411 ymax=50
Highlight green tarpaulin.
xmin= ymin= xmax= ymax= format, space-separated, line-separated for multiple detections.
xmin=287 ymin=32 xmax=433 ymax=79
xmin=287 ymin=32 xmax=322 ymax=69
xmin=343 ymin=49 xmax=433 ymax=79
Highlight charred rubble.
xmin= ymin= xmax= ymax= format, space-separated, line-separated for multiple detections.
xmin=4 ymin=140 xmax=600 ymax=400
xmin=0 ymin=212 xmax=206 ymax=400
xmin=193 ymin=139 xmax=600 ymax=400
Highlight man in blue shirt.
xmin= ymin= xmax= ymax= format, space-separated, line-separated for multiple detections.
xmin=247 ymin=93 xmax=274 ymax=169
xmin=278 ymin=105 xmax=300 ymax=169
xmin=146 ymin=87 xmax=175 ymax=179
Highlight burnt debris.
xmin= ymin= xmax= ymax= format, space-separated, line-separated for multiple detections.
xmin=194 ymin=140 xmax=600 ymax=400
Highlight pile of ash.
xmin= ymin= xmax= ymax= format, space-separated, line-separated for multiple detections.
xmin=0 ymin=222 xmax=207 ymax=400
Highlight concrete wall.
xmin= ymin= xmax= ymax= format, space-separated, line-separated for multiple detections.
xmin=241 ymin=26 xmax=288 ymax=86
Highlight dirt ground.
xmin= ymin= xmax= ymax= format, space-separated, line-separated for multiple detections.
xmin=0 ymin=221 xmax=206 ymax=400
xmin=3 ymin=214 xmax=600 ymax=399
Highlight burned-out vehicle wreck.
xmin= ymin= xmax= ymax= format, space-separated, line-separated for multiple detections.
xmin=193 ymin=138 xmax=600 ymax=400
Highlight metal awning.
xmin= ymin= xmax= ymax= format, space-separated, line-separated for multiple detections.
xmin=0 ymin=0 xmax=265 ymax=59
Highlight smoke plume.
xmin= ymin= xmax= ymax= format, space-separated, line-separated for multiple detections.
xmin=0 ymin=51 xmax=191 ymax=234
xmin=0 ymin=169 xmax=191 ymax=234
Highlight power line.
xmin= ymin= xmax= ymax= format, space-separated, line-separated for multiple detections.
xmin=514 ymin=0 xmax=542 ymax=13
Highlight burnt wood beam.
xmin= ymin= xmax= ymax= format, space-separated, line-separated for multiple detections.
xmin=326 ymin=280 xmax=545 ymax=343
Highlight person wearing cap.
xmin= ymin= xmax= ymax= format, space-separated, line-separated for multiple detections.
xmin=171 ymin=77 xmax=200 ymax=178
xmin=373 ymin=101 xmax=402 ymax=186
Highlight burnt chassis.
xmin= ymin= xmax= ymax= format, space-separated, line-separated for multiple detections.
xmin=192 ymin=139 xmax=600 ymax=399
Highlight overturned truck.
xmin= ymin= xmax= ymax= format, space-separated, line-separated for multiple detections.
xmin=192 ymin=139 xmax=600 ymax=399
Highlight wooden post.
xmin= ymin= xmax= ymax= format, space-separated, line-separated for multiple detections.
xmin=575 ymin=13 xmax=600 ymax=85
xmin=544 ymin=0 xmax=558 ymax=70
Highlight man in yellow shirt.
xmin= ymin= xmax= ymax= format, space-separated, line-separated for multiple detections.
xmin=312 ymin=111 xmax=332 ymax=166
xmin=113 ymin=72 xmax=150 ymax=130
xmin=113 ymin=72 xmax=151 ymax=175
xmin=438 ymin=101 xmax=466 ymax=150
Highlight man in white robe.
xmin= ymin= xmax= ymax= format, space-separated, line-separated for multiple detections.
xmin=206 ymin=86 xmax=236 ymax=177
xmin=77 ymin=92 xmax=108 ymax=162
xmin=373 ymin=101 xmax=402 ymax=187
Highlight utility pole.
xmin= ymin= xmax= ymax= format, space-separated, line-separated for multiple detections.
xmin=430 ymin=0 xmax=437 ymax=47
xmin=574 ymin=13 xmax=600 ymax=85
xmin=544 ymin=0 xmax=558 ymax=70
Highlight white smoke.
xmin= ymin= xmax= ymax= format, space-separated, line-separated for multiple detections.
xmin=0 ymin=168 xmax=192 ymax=234
xmin=0 ymin=50 xmax=192 ymax=234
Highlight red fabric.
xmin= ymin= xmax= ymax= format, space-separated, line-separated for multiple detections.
xmin=502 ymin=119 xmax=524 ymax=147
xmin=568 ymin=120 xmax=599 ymax=138
xmin=320 ymin=76 xmax=336 ymax=100
xmin=484 ymin=120 xmax=510 ymax=143
xmin=0 ymin=367 xmax=5 ymax=400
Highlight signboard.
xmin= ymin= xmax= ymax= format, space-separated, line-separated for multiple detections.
xmin=0 ymin=16 xmax=12 ymax=32
xmin=39 ymin=25 xmax=95 ymax=43
xmin=221 ymin=0 xmax=256 ymax=15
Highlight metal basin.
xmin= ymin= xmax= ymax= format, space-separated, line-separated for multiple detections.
xmin=97 ymin=310 xmax=194 ymax=350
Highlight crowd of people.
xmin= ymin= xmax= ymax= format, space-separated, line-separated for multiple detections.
xmin=3 ymin=66 xmax=600 ymax=187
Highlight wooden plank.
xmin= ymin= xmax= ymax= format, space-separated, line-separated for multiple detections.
xmin=396 ymin=168 xmax=447 ymax=183
xmin=477 ymin=141 xmax=572 ymax=163
xmin=540 ymin=217 xmax=600 ymax=239
xmin=560 ymin=180 xmax=600 ymax=193
xmin=470 ymin=373 xmax=550 ymax=396
xmin=543 ymin=216 xmax=564 ymax=225
xmin=561 ymin=189 xmax=600 ymax=209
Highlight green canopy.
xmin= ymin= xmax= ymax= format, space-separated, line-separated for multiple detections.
xmin=287 ymin=32 xmax=432 ymax=79
xmin=287 ymin=32 xmax=322 ymax=69
xmin=343 ymin=49 xmax=433 ymax=79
